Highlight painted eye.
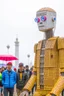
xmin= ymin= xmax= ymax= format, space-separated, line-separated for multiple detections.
xmin=41 ymin=16 xmax=44 ymax=21
xmin=34 ymin=18 xmax=40 ymax=23
xmin=52 ymin=17 xmax=56 ymax=22
xmin=54 ymin=18 xmax=56 ymax=20
xmin=34 ymin=18 xmax=38 ymax=22
xmin=41 ymin=16 xmax=47 ymax=21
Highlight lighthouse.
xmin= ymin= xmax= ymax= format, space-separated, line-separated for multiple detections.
xmin=15 ymin=37 xmax=19 ymax=69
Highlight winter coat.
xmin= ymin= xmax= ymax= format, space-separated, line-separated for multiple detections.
xmin=2 ymin=70 xmax=16 ymax=88
xmin=16 ymin=70 xmax=28 ymax=90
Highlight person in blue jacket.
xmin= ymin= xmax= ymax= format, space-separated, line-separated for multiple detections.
xmin=2 ymin=62 xmax=17 ymax=96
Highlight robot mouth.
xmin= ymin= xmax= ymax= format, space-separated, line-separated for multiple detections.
xmin=39 ymin=25 xmax=44 ymax=27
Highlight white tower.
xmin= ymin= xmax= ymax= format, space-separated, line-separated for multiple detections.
xmin=15 ymin=37 xmax=19 ymax=69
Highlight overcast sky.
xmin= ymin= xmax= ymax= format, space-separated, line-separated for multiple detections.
xmin=0 ymin=0 xmax=63 ymax=66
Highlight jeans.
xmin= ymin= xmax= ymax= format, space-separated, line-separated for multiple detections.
xmin=4 ymin=88 xmax=14 ymax=96
xmin=0 ymin=87 xmax=3 ymax=94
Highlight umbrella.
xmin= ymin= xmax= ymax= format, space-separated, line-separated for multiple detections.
xmin=0 ymin=55 xmax=18 ymax=61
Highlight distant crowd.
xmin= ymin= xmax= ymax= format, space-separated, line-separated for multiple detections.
xmin=0 ymin=62 xmax=33 ymax=96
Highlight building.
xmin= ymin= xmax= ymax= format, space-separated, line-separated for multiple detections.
xmin=15 ymin=37 xmax=19 ymax=69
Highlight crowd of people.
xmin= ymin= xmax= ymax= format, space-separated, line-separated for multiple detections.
xmin=0 ymin=62 xmax=33 ymax=96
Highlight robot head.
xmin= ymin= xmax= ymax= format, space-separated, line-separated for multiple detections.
xmin=35 ymin=7 xmax=56 ymax=32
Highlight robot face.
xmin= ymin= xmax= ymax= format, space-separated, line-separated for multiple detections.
xmin=34 ymin=8 xmax=56 ymax=32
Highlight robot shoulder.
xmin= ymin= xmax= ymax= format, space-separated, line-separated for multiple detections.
xmin=58 ymin=37 xmax=64 ymax=49
xmin=45 ymin=37 xmax=58 ymax=49
xmin=34 ymin=40 xmax=43 ymax=53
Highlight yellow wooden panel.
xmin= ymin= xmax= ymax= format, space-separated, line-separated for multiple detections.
xmin=34 ymin=44 xmax=37 ymax=53
xmin=58 ymin=38 xmax=64 ymax=49
xmin=23 ymin=75 xmax=37 ymax=92
xmin=37 ymin=40 xmax=43 ymax=50
xmin=44 ymin=37 xmax=59 ymax=91
xmin=59 ymin=49 xmax=64 ymax=68
xmin=45 ymin=37 xmax=57 ymax=49
xmin=44 ymin=68 xmax=59 ymax=89
xmin=50 ymin=76 xmax=64 ymax=96
xmin=36 ymin=40 xmax=43 ymax=89
xmin=44 ymin=49 xmax=59 ymax=67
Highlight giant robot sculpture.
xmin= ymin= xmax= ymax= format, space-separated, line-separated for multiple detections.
xmin=20 ymin=8 xmax=64 ymax=96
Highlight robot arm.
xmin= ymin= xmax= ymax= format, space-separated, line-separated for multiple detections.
xmin=23 ymin=74 xmax=36 ymax=92
xmin=49 ymin=76 xmax=64 ymax=96
xmin=19 ymin=74 xmax=37 ymax=96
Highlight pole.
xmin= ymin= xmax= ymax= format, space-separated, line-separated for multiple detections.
xmin=6 ymin=45 xmax=10 ymax=54
xmin=27 ymin=54 xmax=30 ymax=66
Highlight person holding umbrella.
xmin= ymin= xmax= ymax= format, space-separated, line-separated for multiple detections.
xmin=2 ymin=62 xmax=17 ymax=96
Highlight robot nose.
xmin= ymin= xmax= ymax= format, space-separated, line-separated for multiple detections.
xmin=40 ymin=22 xmax=42 ymax=24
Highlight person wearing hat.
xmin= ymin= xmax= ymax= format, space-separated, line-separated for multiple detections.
xmin=2 ymin=62 xmax=17 ymax=96
xmin=25 ymin=65 xmax=31 ymax=79
xmin=16 ymin=62 xmax=28 ymax=96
